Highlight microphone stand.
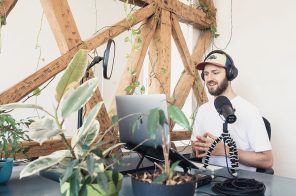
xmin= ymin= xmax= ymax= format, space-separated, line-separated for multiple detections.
xmin=203 ymin=121 xmax=239 ymax=174
xmin=77 ymin=57 xmax=102 ymax=129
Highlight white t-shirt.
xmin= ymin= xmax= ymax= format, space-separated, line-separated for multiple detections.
xmin=191 ymin=96 xmax=272 ymax=171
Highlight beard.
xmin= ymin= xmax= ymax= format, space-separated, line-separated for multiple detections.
xmin=207 ymin=77 xmax=229 ymax=96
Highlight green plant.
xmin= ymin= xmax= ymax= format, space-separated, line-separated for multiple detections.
xmin=0 ymin=49 xmax=123 ymax=196
xmin=0 ymin=111 xmax=32 ymax=159
xmin=132 ymin=105 xmax=193 ymax=185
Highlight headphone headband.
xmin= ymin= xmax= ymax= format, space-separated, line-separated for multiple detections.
xmin=201 ymin=50 xmax=238 ymax=81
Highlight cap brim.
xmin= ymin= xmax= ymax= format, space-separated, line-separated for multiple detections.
xmin=195 ymin=62 xmax=225 ymax=70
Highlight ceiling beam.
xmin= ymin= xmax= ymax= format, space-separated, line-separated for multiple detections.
xmin=121 ymin=0 xmax=213 ymax=29
xmin=40 ymin=0 xmax=82 ymax=54
xmin=0 ymin=3 xmax=156 ymax=104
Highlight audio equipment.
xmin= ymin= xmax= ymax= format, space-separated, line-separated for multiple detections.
xmin=201 ymin=50 xmax=238 ymax=81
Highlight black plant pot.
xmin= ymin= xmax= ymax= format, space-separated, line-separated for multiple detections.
xmin=131 ymin=176 xmax=196 ymax=196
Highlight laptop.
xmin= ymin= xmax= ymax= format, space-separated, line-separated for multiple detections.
xmin=115 ymin=94 xmax=199 ymax=172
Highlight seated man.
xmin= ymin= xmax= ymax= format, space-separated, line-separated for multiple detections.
xmin=191 ymin=50 xmax=273 ymax=171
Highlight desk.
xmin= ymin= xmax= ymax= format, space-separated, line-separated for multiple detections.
xmin=2 ymin=164 xmax=296 ymax=195
xmin=0 ymin=165 xmax=60 ymax=196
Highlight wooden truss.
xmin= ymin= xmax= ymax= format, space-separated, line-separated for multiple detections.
xmin=0 ymin=0 xmax=216 ymax=158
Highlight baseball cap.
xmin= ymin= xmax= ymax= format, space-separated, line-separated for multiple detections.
xmin=196 ymin=52 xmax=228 ymax=70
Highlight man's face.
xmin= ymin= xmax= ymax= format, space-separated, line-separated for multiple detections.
xmin=203 ymin=64 xmax=229 ymax=96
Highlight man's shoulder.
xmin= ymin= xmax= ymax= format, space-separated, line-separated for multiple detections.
xmin=199 ymin=100 xmax=214 ymax=110
xmin=233 ymin=96 xmax=260 ymax=113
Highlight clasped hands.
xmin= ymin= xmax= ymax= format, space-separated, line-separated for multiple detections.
xmin=192 ymin=132 xmax=229 ymax=158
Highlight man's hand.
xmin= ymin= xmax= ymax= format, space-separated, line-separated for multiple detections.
xmin=192 ymin=132 xmax=229 ymax=158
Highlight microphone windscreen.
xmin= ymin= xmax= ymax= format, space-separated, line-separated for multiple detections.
xmin=214 ymin=96 xmax=232 ymax=113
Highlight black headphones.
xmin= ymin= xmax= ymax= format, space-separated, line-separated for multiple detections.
xmin=201 ymin=50 xmax=238 ymax=81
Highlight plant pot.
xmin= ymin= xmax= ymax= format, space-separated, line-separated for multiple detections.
xmin=60 ymin=171 xmax=123 ymax=196
xmin=131 ymin=173 xmax=196 ymax=196
xmin=0 ymin=158 xmax=13 ymax=185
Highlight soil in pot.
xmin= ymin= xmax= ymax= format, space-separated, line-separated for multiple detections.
xmin=131 ymin=171 xmax=196 ymax=196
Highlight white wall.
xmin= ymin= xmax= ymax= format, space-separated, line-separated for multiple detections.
xmin=212 ymin=0 xmax=296 ymax=178
xmin=0 ymin=0 xmax=295 ymax=178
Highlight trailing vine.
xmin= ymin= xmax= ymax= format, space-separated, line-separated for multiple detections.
xmin=123 ymin=0 xmax=146 ymax=95
xmin=188 ymin=0 xmax=219 ymax=38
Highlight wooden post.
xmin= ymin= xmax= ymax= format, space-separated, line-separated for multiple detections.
xmin=148 ymin=9 xmax=171 ymax=96
xmin=40 ymin=0 xmax=82 ymax=54
xmin=0 ymin=0 xmax=18 ymax=18
xmin=109 ymin=12 xmax=159 ymax=116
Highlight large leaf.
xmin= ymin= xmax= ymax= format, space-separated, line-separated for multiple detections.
xmin=20 ymin=150 xmax=71 ymax=178
xmin=69 ymin=169 xmax=80 ymax=196
xmin=168 ymin=105 xmax=190 ymax=130
xmin=60 ymin=159 xmax=79 ymax=184
xmin=102 ymin=143 xmax=125 ymax=156
xmin=86 ymin=154 xmax=95 ymax=177
xmin=147 ymin=108 xmax=160 ymax=139
xmin=28 ymin=116 xmax=64 ymax=144
xmin=55 ymin=49 xmax=89 ymax=102
xmin=153 ymin=173 xmax=168 ymax=184
xmin=71 ymin=103 xmax=102 ymax=148
xmin=0 ymin=103 xmax=46 ymax=113
xmin=61 ymin=78 xmax=98 ymax=119
xmin=96 ymin=172 xmax=108 ymax=193
xmin=73 ymin=121 xmax=100 ymax=157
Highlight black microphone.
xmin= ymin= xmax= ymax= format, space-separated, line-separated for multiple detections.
xmin=214 ymin=96 xmax=237 ymax=124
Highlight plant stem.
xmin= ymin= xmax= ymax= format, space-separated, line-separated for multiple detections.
xmin=161 ymin=126 xmax=170 ymax=176
xmin=59 ymin=133 xmax=76 ymax=159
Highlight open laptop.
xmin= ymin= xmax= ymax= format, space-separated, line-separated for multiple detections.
xmin=115 ymin=94 xmax=199 ymax=172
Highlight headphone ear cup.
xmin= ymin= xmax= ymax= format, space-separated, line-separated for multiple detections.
xmin=227 ymin=65 xmax=238 ymax=81
xmin=201 ymin=70 xmax=205 ymax=81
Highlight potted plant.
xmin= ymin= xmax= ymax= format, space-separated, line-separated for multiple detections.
xmin=0 ymin=49 xmax=123 ymax=195
xmin=0 ymin=111 xmax=32 ymax=185
xmin=130 ymin=106 xmax=197 ymax=196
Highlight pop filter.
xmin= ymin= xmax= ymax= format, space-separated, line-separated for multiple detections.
xmin=86 ymin=39 xmax=115 ymax=80
xmin=102 ymin=39 xmax=115 ymax=79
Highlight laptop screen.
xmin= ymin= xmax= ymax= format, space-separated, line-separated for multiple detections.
xmin=116 ymin=94 xmax=200 ymax=171
xmin=115 ymin=94 xmax=169 ymax=152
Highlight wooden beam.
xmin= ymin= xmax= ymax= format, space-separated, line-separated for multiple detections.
xmin=191 ymin=31 xmax=212 ymax=106
xmin=170 ymin=14 xmax=194 ymax=108
xmin=121 ymin=0 xmax=212 ymax=29
xmin=40 ymin=0 xmax=82 ymax=54
xmin=15 ymin=132 xmax=116 ymax=159
xmin=0 ymin=45 xmax=86 ymax=105
xmin=0 ymin=0 xmax=17 ymax=17
xmin=109 ymin=13 xmax=158 ymax=116
xmin=0 ymin=4 xmax=156 ymax=104
xmin=170 ymin=130 xmax=191 ymax=141
xmin=16 ymin=138 xmax=71 ymax=159
xmin=171 ymin=14 xmax=194 ymax=76
xmin=148 ymin=9 xmax=171 ymax=96
xmin=119 ymin=0 xmax=147 ymax=7
xmin=171 ymin=15 xmax=211 ymax=108
xmin=84 ymin=3 xmax=156 ymax=50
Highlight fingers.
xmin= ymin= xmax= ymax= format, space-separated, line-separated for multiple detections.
xmin=196 ymin=152 xmax=207 ymax=158
xmin=204 ymin=132 xmax=217 ymax=140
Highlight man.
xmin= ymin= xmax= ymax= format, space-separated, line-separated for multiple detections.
xmin=191 ymin=50 xmax=273 ymax=171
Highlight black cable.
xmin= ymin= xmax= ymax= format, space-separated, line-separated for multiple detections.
xmin=212 ymin=177 xmax=266 ymax=196
xmin=195 ymin=191 xmax=217 ymax=196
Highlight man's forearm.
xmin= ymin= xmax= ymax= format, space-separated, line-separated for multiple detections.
xmin=237 ymin=149 xmax=273 ymax=169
